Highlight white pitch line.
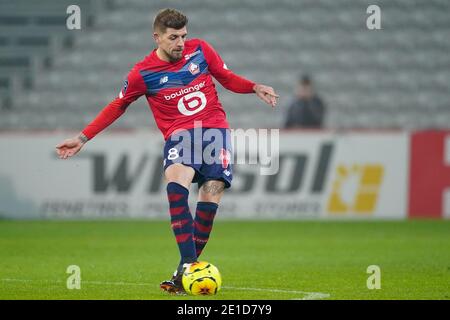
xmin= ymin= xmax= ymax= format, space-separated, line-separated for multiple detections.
xmin=1 ymin=278 xmax=330 ymax=300
xmin=222 ymin=286 xmax=330 ymax=300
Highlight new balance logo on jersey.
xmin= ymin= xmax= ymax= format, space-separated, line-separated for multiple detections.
xmin=160 ymin=76 xmax=168 ymax=84
xmin=164 ymin=81 xmax=206 ymax=101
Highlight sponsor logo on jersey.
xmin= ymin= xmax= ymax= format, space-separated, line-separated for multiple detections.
xmin=223 ymin=63 xmax=229 ymax=70
xmin=184 ymin=50 xmax=201 ymax=61
xmin=164 ymin=81 xmax=206 ymax=101
xmin=119 ymin=79 xmax=128 ymax=99
xmin=177 ymin=91 xmax=207 ymax=116
xmin=188 ymin=62 xmax=200 ymax=75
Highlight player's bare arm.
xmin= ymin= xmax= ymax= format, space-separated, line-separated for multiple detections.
xmin=55 ymin=133 xmax=87 ymax=159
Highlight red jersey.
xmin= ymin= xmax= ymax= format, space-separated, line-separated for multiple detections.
xmin=81 ymin=38 xmax=256 ymax=141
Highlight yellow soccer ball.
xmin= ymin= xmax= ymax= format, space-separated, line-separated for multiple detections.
xmin=182 ymin=261 xmax=222 ymax=295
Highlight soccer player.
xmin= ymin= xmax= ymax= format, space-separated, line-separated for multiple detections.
xmin=55 ymin=8 xmax=279 ymax=294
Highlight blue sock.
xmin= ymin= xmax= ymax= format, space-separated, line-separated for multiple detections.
xmin=166 ymin=182 xmax=197 ymax=270
xmin=193 ymin=201 xmax=218 ymax=257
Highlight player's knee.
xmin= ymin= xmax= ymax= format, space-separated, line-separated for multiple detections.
xmin=165 ymin=164 xmax=195 ymax=188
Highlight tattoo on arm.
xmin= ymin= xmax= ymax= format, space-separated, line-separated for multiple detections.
xmin=78 ymin=133 xmax=88 ymax=144
xmin=202 ymin=181 xmax=225 ymax=195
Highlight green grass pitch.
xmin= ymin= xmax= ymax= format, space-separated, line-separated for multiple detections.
xmin=0 ymin=220 xmax=449 ymax=300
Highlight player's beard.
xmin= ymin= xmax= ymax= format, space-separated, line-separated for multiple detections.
xmin=169 ymin=48 xmax=183 ymax=62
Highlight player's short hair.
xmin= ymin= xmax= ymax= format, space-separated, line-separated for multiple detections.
xmin=153 ymin=8 xmax=188 ymax=33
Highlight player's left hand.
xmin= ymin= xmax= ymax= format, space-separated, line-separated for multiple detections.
xmin=253 ymin=84 xmax=279 ymax=108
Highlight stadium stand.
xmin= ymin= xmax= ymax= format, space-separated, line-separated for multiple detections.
xmin=0 ymin=0 xmax=449 ymax=130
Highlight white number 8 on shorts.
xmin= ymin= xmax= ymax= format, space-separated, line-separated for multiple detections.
xmin=167 ymin=148 xmax=179 ymax=160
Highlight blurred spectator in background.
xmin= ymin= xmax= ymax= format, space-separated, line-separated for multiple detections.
xmin=284 ymin=74 xmax=326 ymax=129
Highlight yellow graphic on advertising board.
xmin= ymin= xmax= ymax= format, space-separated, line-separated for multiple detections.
xmin=327 ymin=164 xmax=384 ymax=214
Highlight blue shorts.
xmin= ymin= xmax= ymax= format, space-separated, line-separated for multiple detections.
xmin=163 ymin=128 xmax=233 ymax=188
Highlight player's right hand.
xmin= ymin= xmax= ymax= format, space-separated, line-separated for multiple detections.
xmin=56 ymin=135 xmax=86 ymax=159
xmin=253 ymin=84 xmax=279 ymax=108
